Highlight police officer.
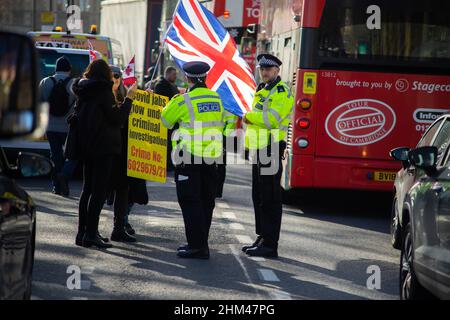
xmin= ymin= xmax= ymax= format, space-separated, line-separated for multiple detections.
xmin=216 ymin=110 xmax=238 ymax=198
xmin=242 ymin=54 xmax=294 ymax=258
xmin=161 ymin=61 xmax=224 ymax=259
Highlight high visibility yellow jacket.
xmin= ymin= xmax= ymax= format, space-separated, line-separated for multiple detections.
xmin=161 ymin=84 xmax=224 ymax=159
xmin=245 ymin=77 xmax=294 ymax=150
xmin=223 ymin=110 xmax=239 ymax=137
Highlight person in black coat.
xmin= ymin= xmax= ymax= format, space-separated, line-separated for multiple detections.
xmin=153 ymin=66 xmax=180 ymax=170
xmin=72 ymin=59 xmax=137 ymax=249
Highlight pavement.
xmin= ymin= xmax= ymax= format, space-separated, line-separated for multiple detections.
xmin=17 ymin=154 xmax=400 ymax=300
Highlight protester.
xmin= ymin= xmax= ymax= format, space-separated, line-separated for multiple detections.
xmin=72 ymin=59 xmax=137 ymax=249
xmin=153 ymin=66 xmax=180 ymax=171
xmin=39 ymin=56 xmax=77 ymax=196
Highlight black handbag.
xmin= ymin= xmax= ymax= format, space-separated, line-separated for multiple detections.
xmin=64 ymin=112 xmax=79 ymax=160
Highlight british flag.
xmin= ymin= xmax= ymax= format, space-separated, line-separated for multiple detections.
xmin=165 ymin=0 xmax=256 ymax=117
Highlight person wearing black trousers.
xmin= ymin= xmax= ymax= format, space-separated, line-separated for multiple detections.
xmin=72 ymin=59 xmax=137 ymax=249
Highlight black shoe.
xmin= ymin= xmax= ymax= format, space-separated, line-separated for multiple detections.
xmin=177 ymin=248 xmax=210 ymax=259
xmin=242 ymin=235 xmax=263 ymax=253
xmin=245 ymin=245 xmax=278 ymax=258
xmin=97 ymin=232 xmax=109 ymax=243
xmin=75 ymin=232 xmax=84 ymax=246
xmin=125 ymin=223 xmax=135 ymax=235
xmin=57 ymin=174 xmax=69 ymax=197
xmin=111 ymin=229 xmax=137 ymax=242
xmin=177 ymin=244 xmax=190 ymax=251
xmin=52 ymin=186 xmax=61 ymax=195
xmin=82 ymin=234 xmax=113 ymax=249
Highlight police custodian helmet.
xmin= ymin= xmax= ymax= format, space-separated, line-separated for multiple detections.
xmin=256 ymin=54 xmax=282 ymax=68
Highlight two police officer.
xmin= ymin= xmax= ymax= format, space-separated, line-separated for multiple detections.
xmin=242 ymin=54 xmax=294 ymax=258
xmin=161 ymin=61 xmax=224 ymax=259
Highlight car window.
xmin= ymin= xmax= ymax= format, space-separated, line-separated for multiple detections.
xmin=433 ymin=119 xmax=450 ymax=164
xmin=417 ymin=119 xmax=444 ymax=147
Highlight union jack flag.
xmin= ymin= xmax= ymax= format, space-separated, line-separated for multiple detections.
xmin=165 ymin=0 xmax=256 ymax=117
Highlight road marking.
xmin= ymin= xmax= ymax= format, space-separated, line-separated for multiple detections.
xmin=257 ymin=269 xmax=280 ymax=282
xmin=229 ymin=223 xmax=245 ymax=230
xmin=217 ymin=202 xmax=230 ymax=209
xmin=248 ymin=257 xmax=266 ymax=262
xmin=229 ymin=245 xmax=263 ymax=298
xmin=222 ymin=211 xmax=237 ymax=220
xmin=235 ymin=235 xmax=253 ymax=244
xmin=81 ymin=266 xmax=95 ymax=275
xmin=269 ymin=290 xmax=292 ymax=300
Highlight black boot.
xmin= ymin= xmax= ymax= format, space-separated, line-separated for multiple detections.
xmin=177 ymin=244 xmax=190 ymax=251
xmin=125 ymin=223 xmax=135 ymax=235
xmin=97 ymin=231 xmax=109 ymax=243
xmin=82 ymin=233 xmax=113 ymax=249
xmin=242 ymin=235 xmax=262 ymax=253
xmin=177 ymin=247 xmax=209 ymax=259
xmin=57 ymin=173 xmax=69 ymax=197
xmin=111 ymin=228 xmax=137 ymax=242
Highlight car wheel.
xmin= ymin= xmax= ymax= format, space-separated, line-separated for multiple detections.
xmin=390 ymin=197 xmax=402 ymax=249
xmin=22 ymin=220 xmax=36 ymax=300
xmin=399 ymin=222 xmax=431 ymax=300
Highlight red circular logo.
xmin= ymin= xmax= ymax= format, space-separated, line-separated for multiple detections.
xmin=325 ymin=99 xmax=396 ymax=146
xmin=395 ymin=79 xmax=409 ymax=92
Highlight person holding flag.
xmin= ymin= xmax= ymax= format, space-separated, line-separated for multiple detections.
xmin=161 ymin=61 xmax=224 ymax=260
xmin=241 ymin=54 xmax=294 ymax=258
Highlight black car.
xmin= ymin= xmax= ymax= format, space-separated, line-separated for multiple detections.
xmin=0 ymin=31 xmax=53 ymax=299
xmin=391 ymin=114 xmax=450 ymax=299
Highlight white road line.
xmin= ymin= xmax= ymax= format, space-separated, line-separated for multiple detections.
xmin=269 ymin=290 xmax=292 ymax=300
xmin=248 ymin=256 xmax=266 ymax=262
xmin=229 ymin=245 xmax=263 ymax=299
xmin=235 ymin=235 xmax=253 ymax=244
xmin=257 ymin=269 xmax=280 ymax=282
xmin=222 ymin=211 xmax=237 ymax=220
xmin=81 ymin=266 xmax=95 ymax=275
xmin=229 ymin=223 xmax=245 ymax=230
xmin=217 ymin=202 xmax=230 ymax=209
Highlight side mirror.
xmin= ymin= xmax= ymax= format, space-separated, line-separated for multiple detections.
xmin=0 ymin=31 xmax=46 ymax=138
xmin=17 ymin=152 xmax=53 ymax=178
xmin=390 ymin=147 xmax=410 ymax=169
xmin=408 ymin=146 xmax=438 ymax=175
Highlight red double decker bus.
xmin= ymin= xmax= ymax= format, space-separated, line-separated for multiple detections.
xmin=257 ymin=0 xmax=450 ymax=192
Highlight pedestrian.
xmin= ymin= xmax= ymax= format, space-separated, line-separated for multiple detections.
xmin=153 ymin=66 xmax=180 ymax=171
xmin=242 ymin=54 xmax=294 ymax=258
xmin=39 ymin=56 xmax=77 ymax=196
xmin=161 ymin=61 xmax=224 ymax=259
xmin=72 ymin=59 xmax=137 ymax=248
xmin=216 ymin=110 xmax=239 ymax=198
xmin=109 ymin=65 xmax=144 ymax=242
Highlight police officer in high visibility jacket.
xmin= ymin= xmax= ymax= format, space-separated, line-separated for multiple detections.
xmin=242 ymin=54 xmax=294 ymax=258
xmin=216 ymin=110 xmax=239 ymax=198
xmin=161 ymin=61 xmax=224 ymax=259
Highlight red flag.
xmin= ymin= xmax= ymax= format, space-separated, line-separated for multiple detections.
xmin=123 ymin=56 xmax=137 ymax=87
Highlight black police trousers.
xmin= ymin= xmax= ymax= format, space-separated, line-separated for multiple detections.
xmin=175 ymin=163 xmax=218 ymax=249
xmin=252 ymin=141 xmax=286 ymax=250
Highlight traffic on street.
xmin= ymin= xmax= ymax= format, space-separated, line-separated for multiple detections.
xmin=0 ymin=0 xmax=449 ymax=313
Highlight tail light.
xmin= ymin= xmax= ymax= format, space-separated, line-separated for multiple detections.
xmin=297 ymin=138 xmax=309 ymax=148
xmin=296 ymin=118 xmax=310 ymax=129
xmin=298 ymin=98 xmax=312 ymax=111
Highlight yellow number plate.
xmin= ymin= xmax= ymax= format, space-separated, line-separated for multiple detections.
xmin=374 ymin=171 xmax=397 ymax=182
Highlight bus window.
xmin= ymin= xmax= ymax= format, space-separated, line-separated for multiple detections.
xmin=317 ymin=0 xmax=450 ymax=69
xmin=38 ymin=49 xmax=90 ymax=79
xmin=111 ymin=39 xmax=125 ymax=69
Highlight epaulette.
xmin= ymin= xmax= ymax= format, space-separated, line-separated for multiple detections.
xmin=277 ymin=85 xmax=285 ymax=93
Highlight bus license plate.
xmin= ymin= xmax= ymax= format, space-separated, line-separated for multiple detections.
xmin=374 ymin=171 xmax=397 ymax=182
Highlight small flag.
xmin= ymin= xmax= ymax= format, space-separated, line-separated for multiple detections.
xmin=88 ymin=40 xmax=101 ymax=63
xmin=123 ymin=56 xmax=137 ymax=87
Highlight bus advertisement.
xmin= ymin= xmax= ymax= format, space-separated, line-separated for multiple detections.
xmin=257 ymin=0 xmax=450 ymax=191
